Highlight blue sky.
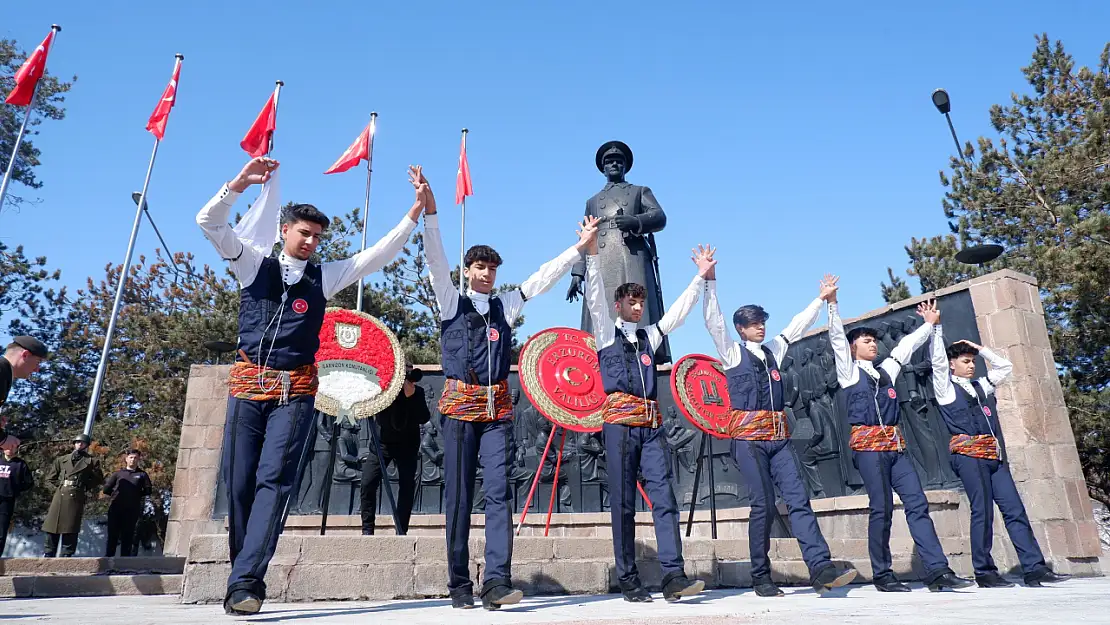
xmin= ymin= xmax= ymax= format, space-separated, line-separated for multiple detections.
xmin=3 ymin=1 xmax=1108 ymax=358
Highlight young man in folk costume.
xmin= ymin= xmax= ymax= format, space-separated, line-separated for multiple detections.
xmin=196 ymin=157 xmax=425 ymax=615
xmin=417 ymin=168 xmax=600 ymax=610
xmin=584 ymin=242 xmax=714 ymax=603
xmin=702 ymin=272 xmax=856 ymax=597
xmin=929 ymin=323 xmax=1070 ymax=588
xmin=827 ymin=295 xmax=973 ymax=592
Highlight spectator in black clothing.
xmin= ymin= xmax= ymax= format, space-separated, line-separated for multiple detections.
xmin=103 ymin=449 xmax=152 ymax=557
xmin=0 ymin=436 xmax=33 ymax=556
xmin=361 ymin=364 xmax=430 ymax=535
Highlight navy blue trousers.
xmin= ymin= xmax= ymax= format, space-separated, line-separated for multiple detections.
xmin=442 ymin=417 xmax=514 ymax=594
xmin=602 ymin=423 xmax=684 ymax=589
xmin=950 ymin=454 xmax=1047 ymax=576
xmin=732 ymin=439 xmax=833 ymax=581
xmin=853 ymin=450 xmax=950 ymax=583
xmin=222 ymin=395 xmax=316 ymax=597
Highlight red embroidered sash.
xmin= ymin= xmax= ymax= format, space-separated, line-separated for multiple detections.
xmin=949 ymin=434 xmax=1001 ymax=461
xmin=228 ymin=362 xmax=318 ymax=402
xmin=850 ymin=425 xmax=905 ymax=452
xmin=602 ymin=392 xmax=660 ymax=428
xmin=726 ymin=410 xmax=789 ymax=441
xmin=438 ymin=378 xmax=513 ymax=422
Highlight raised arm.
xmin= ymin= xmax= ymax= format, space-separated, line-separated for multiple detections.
xmin=703 ymin=279 xmax=744 ymax=368
xmin=881 ymin=299 xmax=938 ymax=379
xmin=644 ymin=244 xmax=712 ymax=352
xmin=931 ymin=324 xmax=956 ymax=405
xmin=321 ymin=178 xmax=422 ymax=298
xmin=979 ymin=345 xmax=1013 ymax=388
xmin=503 ymin=217 xmax=600 ymax=322
xmin=417 ymin=168 xmax=461 ymax=320
xmin=768 ymin=274 xmax=837 ymax=364
xmin=195 ymin=158 xmax=278 ymax=287
xmin=584 ymin=247 xmax=615 ymax=350
xmin=826 ymin=292 xmax=857 ymax=388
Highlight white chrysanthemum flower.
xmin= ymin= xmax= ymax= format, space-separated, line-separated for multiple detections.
xmin=317 ymin=370 xmax=382 ymax=410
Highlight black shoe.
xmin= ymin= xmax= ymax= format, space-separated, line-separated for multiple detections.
xmin=928 ymin=572 xmax=975 ymax=592
xmin=874 ymin=579 xmax=911 ymax=592
xmin=976 ymin=572 xmax=1015 ymax=588
xmin=662 ymin=575 xmax=705 ymax=602
xmin=1025 ymin=569 xmax=1071 ymax=587
xmin=481 ymin=584 xmax=523 ymax=610
xmin=621 ymin=586 xmax=653 ymax=603
xmin=812 ymin=565 xmax=858 ymax=595
xmin=450 ymin=591 xmax=475 ymax=609
xmin=752 ymin=578 xmax=784 ymax=598
xmin=223 ymin=589 xmax=262 ymax=616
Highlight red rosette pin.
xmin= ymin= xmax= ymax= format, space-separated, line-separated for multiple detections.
xmin=314 ymin=308 xmax=406 ymax=419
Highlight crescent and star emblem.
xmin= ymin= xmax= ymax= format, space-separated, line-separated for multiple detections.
xmin=561 ymin=366 xmax=588 ymax=387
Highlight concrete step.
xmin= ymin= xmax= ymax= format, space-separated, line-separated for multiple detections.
xmin=0 ymin=557 xmax=185 ymax=577
xmin=0 ymin=573 xmax=182 ymax=598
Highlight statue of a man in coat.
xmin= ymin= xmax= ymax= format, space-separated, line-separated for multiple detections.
xmin=42 ymin=433 xmax=103 ymax=557
xmin=566 ymin=141 xmax=670 ymax=362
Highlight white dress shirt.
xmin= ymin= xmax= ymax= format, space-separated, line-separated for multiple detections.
xmin=929 ymin=325 xmax=1013 ymax=405
xmin=703 ymin=282 xmax=822 ymax=369
xmin=196 ymin=184 xmax=416 ymax=297
xmin=828 ymin=302 xmax=934 ymax=387
xmin=585 ymin=254 xmax=703 ymax=352
xmin=423 ymin=213 xmax=581 ymax=323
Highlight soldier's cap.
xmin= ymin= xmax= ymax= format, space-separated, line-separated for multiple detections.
xmin=11 ymin=335 xmax=48 ymax=359
xmin=595 ymin=140 xmax=634 ymax=173
xmin=73 ymin=433 xmax=91 ymax=444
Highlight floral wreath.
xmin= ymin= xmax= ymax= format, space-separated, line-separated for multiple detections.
xmin=314 ymin=308 xmax=406 ymax=420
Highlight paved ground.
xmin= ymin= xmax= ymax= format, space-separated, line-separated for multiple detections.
xmin=2 ymin=577 xmax=1108 ymax=624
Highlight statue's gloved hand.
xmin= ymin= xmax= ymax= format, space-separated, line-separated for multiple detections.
xmin=568 ymin=275 xmax=586 ymax=301
xmin=612 ymin=214 xmax=639 ymax=233
xmin=566 ymin=275 xmax=583 ymax=302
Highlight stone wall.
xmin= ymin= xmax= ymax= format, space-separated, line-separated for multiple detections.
xmin=171 ymin=269 xmax=1103 ymax=600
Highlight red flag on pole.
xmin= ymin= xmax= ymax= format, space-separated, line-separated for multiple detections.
xmin=5 ymin=30 xmax=57 ymax=106
xmin=323 ymin=122 xmax=372 ymax=174
xmin=145 ymin=55 xmax=183 ymax=140
xmin=240 ymin=92 xmax=277 ymax=157
xmin=455 ymin=133 xmax=473 ymax=205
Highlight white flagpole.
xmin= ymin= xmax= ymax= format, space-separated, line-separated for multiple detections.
xmin=0 ymin=24 xmax=61 ymax=219
xmin=355 ymin=112 xmax=378 ymax=312
xmin=458 ymin=128 xmax=468 ymax=294
xmin=82 ymin=53 xmax=183 ymax=436
xmin=269 ymin=80 xmax=284 ymax=155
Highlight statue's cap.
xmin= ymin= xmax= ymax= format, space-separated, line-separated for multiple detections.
xmin=596 ymin=140 xmax=633 ymax=173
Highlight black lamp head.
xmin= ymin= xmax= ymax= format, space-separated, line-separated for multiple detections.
xmin=932 ymin=89 xmax=952 ymax=115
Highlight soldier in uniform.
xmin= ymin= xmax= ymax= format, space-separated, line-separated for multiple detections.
xmin=0 ymin=336 xmax=48 ymax=442
xmin=43 ymin=434 xmax=103 ymax=557
xmin=567 ymin=141 xmax=670 ymax=361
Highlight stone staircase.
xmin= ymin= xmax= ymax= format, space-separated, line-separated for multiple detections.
xmin=0 ymin=557 xmax=184 ymax=598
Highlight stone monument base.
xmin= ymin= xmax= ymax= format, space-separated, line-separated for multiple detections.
xmin=181 ymin=490 xmax=1102 ymax=603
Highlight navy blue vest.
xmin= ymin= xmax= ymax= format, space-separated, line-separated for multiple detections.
xmin=725 ymin=345 xmax=784 ymax=411
xmin=238 ymin=257 xmax=327 ymax=370
xmin=842 ymin=362 xmax=900 ymax=427
xmin=440 ymin=295 xmax=512 ymax=385
xmin=938 ymin=380 xmax=1002 ymax=439
xmin=599 ymin=328 xmax=657 ymax=399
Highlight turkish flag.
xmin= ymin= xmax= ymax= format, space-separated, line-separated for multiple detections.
xmin=455 ymin=135 xmax=473 ymax=205
xmin=323 ymin=122 xmax=372 ymax=174
xmin=240 ymin=92 xmax=277 ymax=157
xmin=145 ymin=58 xmax=182 ymax=140
xmin=5 ymin=30 xmax=56 ymax=106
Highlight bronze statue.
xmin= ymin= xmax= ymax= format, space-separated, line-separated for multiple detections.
xmin=567 ymin=141 xmax=670 ymax=361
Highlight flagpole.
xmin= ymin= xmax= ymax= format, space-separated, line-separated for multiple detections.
xmin=82 ymin=51 xmax=181 ymax=438
xmin=82 ymin=138 xmax=161 ymax=437
xmin=355 ymin=112 xmax=378 ymax=312
xmin=269 ymin=80 xmax=284 ymax=155
xmin=458 ymin=128 xmax=468 ymax=294
xmin=0 ymin=24 xmax=61 ymax=218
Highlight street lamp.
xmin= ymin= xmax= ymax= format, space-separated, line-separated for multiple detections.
xmin=203 ymin=340 xmax=236 ymax=365
xmin=932 ymin=88 xmax=1003 ymax=266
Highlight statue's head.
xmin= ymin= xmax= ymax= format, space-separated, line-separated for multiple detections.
xmin=613 ymin=282 xmax=646 ymax=323
xmin=595 ymin=141 xmax=633 ymax=182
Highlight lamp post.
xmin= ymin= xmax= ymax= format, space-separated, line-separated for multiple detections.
xmin=932 ymin=88 xmax=1003 ymax=266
